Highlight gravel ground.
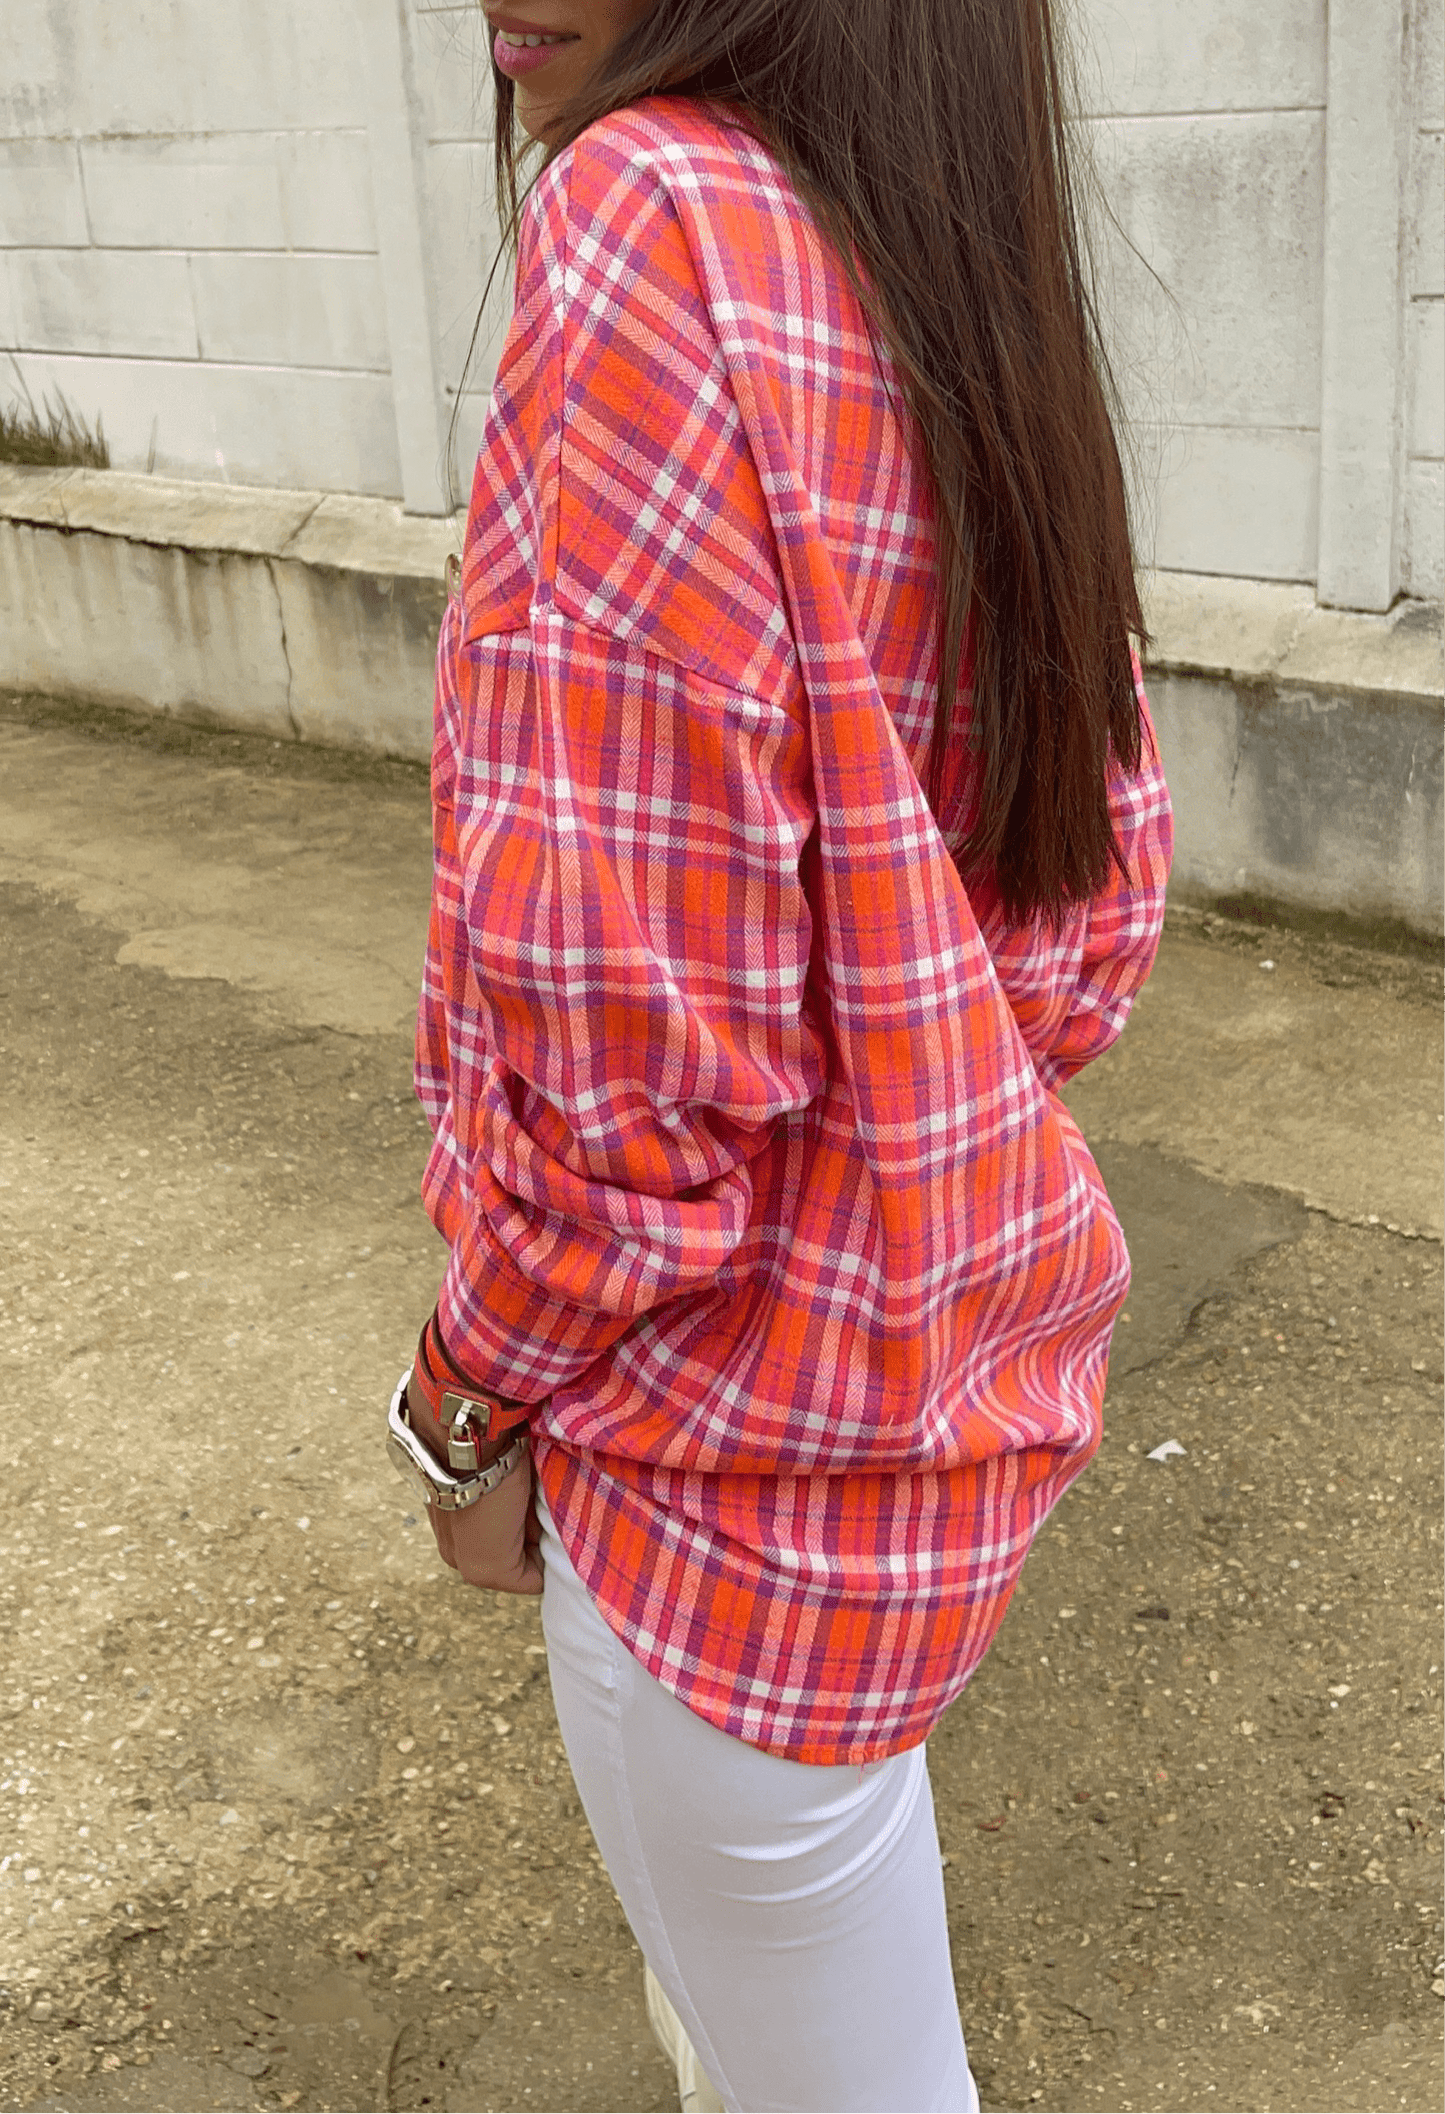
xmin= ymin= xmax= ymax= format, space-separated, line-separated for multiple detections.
xmin=0 ymin=700 xmax=1440 ymax=2114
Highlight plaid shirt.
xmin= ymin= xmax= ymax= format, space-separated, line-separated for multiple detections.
xmin=417 ymin=99 xmax=1172 ymax=1764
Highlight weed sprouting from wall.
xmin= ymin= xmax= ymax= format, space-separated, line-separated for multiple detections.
xmin=0 ymin=373 xmax=110 ymax=470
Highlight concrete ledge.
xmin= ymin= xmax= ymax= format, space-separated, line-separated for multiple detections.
xmin=1140 ymin=571 xmax=1443 ymax=935
xmin=2 ymin=465 xmax=1442 ymax=933
xmin=0 ymin=464 xmax=460 ymax=575
xmin=0 ymin=465 xmax=459 ymax=757
xmin=1142 ymin=570 xmax=1443 ymax=703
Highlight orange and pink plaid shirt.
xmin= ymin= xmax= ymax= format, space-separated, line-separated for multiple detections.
xmin=417 ymin=99 xmax=1172 ymax=1764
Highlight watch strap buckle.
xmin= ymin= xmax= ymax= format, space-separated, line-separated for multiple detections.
xmin=442 ymin=1389 xmax=493 ymax=1468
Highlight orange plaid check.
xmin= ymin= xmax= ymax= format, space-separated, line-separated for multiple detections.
xmin=416 ymin=99 xmax=1172 ymax=1763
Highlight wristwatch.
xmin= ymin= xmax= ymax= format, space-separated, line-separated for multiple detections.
xmin=385 ymin=1369 xmax=527 ymax=1512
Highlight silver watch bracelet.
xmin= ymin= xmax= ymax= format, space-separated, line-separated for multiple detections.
xmin=385 ymin=1369 xmax=527 ymax=1511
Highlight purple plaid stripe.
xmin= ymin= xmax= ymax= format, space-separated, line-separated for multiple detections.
xmin=415 ymin=99 xmax=1172 ymax=1763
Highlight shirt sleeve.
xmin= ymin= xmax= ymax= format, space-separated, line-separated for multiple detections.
xmin=976 ymin=662 xmax=1174 ymax=1091
xmin=420 ymin=147 xmax=823 ymax=1401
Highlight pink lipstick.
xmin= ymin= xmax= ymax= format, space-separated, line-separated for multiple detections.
xmin=492 ymin=25 xmax=578 ymax=78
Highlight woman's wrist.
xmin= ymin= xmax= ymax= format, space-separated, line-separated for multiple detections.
xmin=405 ymin=1308 xmax=532 ymax=1479
xmin=421 ymin=1310 xmax=530 ymax=1419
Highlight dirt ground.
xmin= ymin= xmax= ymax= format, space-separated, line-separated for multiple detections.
xmin=1 ymin=694 xmax=1441 ymax=2114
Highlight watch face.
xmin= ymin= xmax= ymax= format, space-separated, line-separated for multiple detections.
xmin=386 ymin=1430 xmax=432 ymax=1501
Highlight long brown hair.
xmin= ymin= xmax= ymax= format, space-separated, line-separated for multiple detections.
xmin=489 ymin=0 xmax=1146 ymax=923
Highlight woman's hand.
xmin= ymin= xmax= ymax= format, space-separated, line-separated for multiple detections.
xmin=427 ymin=1443 xmax=544 ymax=1596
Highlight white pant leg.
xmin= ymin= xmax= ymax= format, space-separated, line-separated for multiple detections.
xmin=537 ymin=1494 xmax=978 ymax=2114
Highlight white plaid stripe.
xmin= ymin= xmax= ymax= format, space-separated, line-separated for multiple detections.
xmin=417 ymin=99 xmax=1172 ymax=1762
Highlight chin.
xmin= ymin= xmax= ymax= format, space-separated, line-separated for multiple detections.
xmin=514 ymin=91 xmax=559 ymax=144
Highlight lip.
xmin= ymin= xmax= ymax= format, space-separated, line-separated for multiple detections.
xmin=490 ymin=21 xmax=580 ymax=79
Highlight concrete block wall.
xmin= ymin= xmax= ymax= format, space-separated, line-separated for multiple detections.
xmin=1404 ymin=3 xmax=1445 ymax=599
xmin=1083 ymin=0 xmax=1327 ymax=586
xmin=409 ymin=2 xmax=513 ymax=506
xmin=1082 ymin=0 xmax=1443 ymax=603
xmin=0 ymin=0 xmax=408 ymax=497
xmin=1 ymin=0 xmax=1441 ymax=602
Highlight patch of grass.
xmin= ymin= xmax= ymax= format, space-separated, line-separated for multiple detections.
xmin=0 ymin=375 xmax=109 ymax=469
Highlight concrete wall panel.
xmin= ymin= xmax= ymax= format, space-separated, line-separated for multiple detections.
xmin=0 ymin=0 xmax=367 ymax=140
xmin=0 ymin=139 xmax=89 ymax=248
xmin=1401 ymin=0 xmax=1442 ymax=603
xmin=1407 ymin=133 xmax=1444 ymax=301
xmin=0 ymin=521 xmax=294 ymax=735
xmin=274 ymin=559 xmax=444 ymax=756
xmin=1417 ymin=0 xmax=1445 ymax=117
xmin=421 ymin=139 xmax=511 ymax=403
xmin=0 ymin=0 xmax=73 ymax=140
xmin=1079 ymin=0 xmax=1325 ymax=115
xmin=1095 ymin=110 xmax=1325 ymax=432
xmin=1149 ymin=669 xmax=1444 ymax=931
xmin=1403 ymin=460 xmax=1444 ymax=601
xmin=1140 ymin=422 xmax=1318 ymax=582
xmin=80 ymin=133 xmax=378 ymax=256
xmin=413 ymin=5 xmax=495 ymax=143
xmin=189 ymin=254 xmax=390 ymax=374
xmin=0 ymin=475 xmax=441 ymax=760
xmin=1409 ymin=300 xmax=1445 ymax=464
xmin=7 ymin=250 xmax=198 ymax=361
xmin=3 ymin=352 xmax=402 ymax=497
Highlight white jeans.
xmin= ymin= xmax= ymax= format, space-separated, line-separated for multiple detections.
xmin=537 ymin=1493 xmax=979 ymax=2113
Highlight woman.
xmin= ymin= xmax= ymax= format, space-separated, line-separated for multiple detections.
xmin=388 ymin=3 xmax=1172 ymax=2108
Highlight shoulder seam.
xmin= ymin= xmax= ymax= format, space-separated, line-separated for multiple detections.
xmin=536 ymin=599 xmax=798 ymax=716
